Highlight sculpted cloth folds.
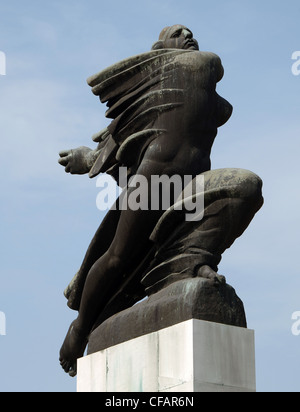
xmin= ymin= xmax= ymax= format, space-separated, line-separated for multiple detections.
xmin=87 ymin=48 xmax=231 ymax=181
xmin=88 ymin=49 xmax=190 ymax=181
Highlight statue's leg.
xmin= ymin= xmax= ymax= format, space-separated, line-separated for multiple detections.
xmin=142 ymin=168 xmax=263 ymax=294
xmin=64 ymin=206 xmax=122 ymax=310
xmin=59 ymin=161 xmax=172 ymax=375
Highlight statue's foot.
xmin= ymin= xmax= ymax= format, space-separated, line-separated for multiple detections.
xmin=59 ymin=320 xmax=88 ymax=377
xmin=197 ymin=265 xmax=226 ymax=284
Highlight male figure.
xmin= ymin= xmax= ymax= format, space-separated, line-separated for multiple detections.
xmin=58 ymin=25 xmax=252 ymax=376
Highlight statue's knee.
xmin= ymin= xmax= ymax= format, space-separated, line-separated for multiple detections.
xmin=201 ymin=168 xmax=263 ymax=214
xmin=205 ymin=168 xmax=263 ymax=203
xmin=235 ymin=170 xmax=263 ymax=207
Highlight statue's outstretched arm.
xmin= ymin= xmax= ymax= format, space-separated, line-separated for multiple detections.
xmin=58 ymin=128 xmax=109 ymax=175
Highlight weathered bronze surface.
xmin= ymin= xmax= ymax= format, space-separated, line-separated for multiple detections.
xmin=58 ymin=25 xmax=263 ymax=376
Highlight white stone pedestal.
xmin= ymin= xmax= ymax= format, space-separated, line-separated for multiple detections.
xmin=77 ymin=319 xmax=256 ymax=392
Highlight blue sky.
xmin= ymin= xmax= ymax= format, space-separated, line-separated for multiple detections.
xmin=0 ymin=0 xmax=300 ymax=392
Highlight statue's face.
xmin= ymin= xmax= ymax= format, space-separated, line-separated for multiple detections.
xmin=162 ymin=25 xmax=199 ymax=50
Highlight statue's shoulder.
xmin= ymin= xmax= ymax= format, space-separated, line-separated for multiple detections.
xmin=175 ymin=51 xmax=224 ymax=82
xmin=174 ymin=50 xmax=221 ymax=67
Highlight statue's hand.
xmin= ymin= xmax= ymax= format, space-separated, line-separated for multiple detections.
xmin=58 ymin=146 xmax=93 ymax=175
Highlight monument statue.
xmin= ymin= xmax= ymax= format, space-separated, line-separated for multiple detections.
xmin=58 ymin=25 xmax=263 ymax=377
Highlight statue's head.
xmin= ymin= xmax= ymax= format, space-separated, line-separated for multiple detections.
xmin=151 ymin=25 xmax=199 ymax=51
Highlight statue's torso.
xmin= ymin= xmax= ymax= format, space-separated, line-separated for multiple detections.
xmin=143 ymin=51 xmax=232 ymax=176
xmin=88 ymin=50 xmax=232 ymax=178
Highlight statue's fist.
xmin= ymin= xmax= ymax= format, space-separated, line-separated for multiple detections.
xmin=58 ymin=146 xmax=92 ymax=175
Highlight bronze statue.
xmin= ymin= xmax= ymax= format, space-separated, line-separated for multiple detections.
xmin=58 ymin=25 xmax=263 ymax=376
